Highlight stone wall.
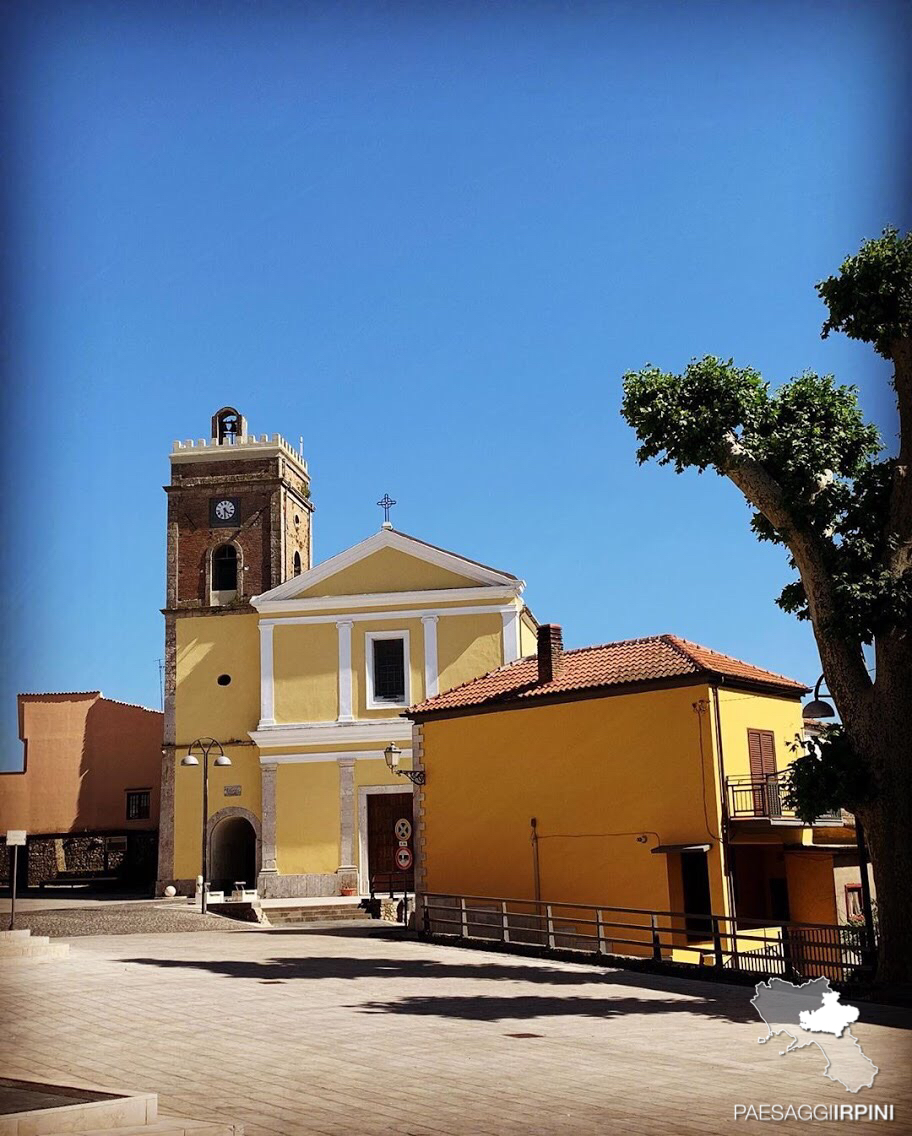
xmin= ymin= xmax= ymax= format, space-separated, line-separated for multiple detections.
xmin=0 ymin=832 xmax=158 ymax=888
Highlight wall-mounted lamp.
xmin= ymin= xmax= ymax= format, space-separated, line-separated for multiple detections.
xmin=384 ymin=742 xmax=425 ymax=785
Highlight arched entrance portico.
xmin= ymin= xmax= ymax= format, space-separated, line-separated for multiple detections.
xmin=207 ymin=807 xmax=261 ymax=892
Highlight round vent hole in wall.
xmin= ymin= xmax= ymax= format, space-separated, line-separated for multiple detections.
xmin=217 ymin=674 xmax=232 ymax=686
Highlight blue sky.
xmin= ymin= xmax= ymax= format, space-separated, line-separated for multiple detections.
xmin=1 ymin=1 xmax=909 ymax=768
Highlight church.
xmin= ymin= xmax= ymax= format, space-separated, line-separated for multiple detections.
xmin=156 ymin=407 xmax=537 ymax=898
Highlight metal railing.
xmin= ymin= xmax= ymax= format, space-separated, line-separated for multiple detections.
xmin=421 ymin=893 xmax=875 ymax=986
xmin=370 ymin=871 xmax=414 ymax=899
xmin=726 ymin=774 xmax=842 ymax=822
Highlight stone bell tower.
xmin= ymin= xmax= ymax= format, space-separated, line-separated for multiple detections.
xmin=156 ymin=407 xmax=313 ymax=893
xmin=165 ymin=406 xmax=313 ymax=610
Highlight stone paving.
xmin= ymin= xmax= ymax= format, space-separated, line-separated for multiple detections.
xmin=3 ymin=901 xmax=238 ymax=937
xmin=0 ymin=926 xmax=910 ymax=1136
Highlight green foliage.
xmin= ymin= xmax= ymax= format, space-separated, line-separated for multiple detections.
xmin=619 ymin=357 xmax=768 ymax=473
xmin=782 ymin=726 xmax=870 ymax=823
xmin=621 ymin=353 xmax=907 ymax=640
xmin=817 ymin=227 xmax=912 ymax=358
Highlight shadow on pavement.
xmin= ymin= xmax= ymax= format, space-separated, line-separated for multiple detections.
xmin=354 ymin=992 xmax=755 ymax=1023
xmin=121 ymin=952 xmax=768 ymax=1023
xmin=121 ymin=950 xmax=912 ymax=1029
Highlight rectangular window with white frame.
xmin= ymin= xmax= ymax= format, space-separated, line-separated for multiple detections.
xmin=366 ymin=630 xmax=410 ymax=709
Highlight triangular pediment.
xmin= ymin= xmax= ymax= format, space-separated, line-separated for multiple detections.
xmin=252 ymin=528 xmax=521 ymax=605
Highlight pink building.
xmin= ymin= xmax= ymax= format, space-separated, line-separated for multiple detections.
xmin=1 ymin=692 xmax=163 ymax=890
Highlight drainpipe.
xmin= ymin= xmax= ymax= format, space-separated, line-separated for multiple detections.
xmin=530 ymin=817 xmax=541 ymax=904
xmin=710 ymin=682 xmax=736 ymax=919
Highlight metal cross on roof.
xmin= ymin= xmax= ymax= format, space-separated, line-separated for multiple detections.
xmin=377 ymin=493 xmax=397 ymax=525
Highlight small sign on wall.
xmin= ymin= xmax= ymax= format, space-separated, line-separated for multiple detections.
xmin=224 ymin=785 xmax=242 ymax=797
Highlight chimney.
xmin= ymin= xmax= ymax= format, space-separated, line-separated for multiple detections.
xmin=537 ymin=624 xmax=563 ymax=684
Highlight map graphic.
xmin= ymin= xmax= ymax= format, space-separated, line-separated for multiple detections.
xmin=751 ymin=977 xmax=878 ymax=1093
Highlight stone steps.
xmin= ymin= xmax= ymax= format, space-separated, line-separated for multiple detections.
xmin=0 ymin=1080 xmax=242 ymax=1136
xmin=0 ymin=930 xmax=69 ymax=962
xmin=263 ymin=903 xmax=372 ymax=926
xmin=65 ymin=1117 xmax=242 ymax=1135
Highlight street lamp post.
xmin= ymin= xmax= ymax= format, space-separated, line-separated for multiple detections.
xmin=802 ymin=675 xmax=836 ymax=722
xmin=181 ymin=737 xmax=231 ymax=915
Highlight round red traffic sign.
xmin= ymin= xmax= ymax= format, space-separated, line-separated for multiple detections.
xmin=394 ymin=817 xmax=412 ymax=841
xmin=395 ymin=846 xmax=413 ymax=871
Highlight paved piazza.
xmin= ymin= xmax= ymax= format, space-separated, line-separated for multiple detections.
xmin=1 ymin=926 xmax=910 ymax=1135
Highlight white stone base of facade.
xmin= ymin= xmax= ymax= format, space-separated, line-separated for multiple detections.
xmin=155 ymin=878 xmax=197 ymax=898
xmin=257 ymin=871 xmax=341 ymax=898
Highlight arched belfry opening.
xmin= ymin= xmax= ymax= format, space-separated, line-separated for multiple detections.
xmin=211 ymin=543 xmax=239 ymax=603
xmin=212 ymin=406 xmax=247 ymax=445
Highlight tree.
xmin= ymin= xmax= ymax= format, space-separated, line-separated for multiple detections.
xmin=621 ymin=228 xmax=912 ymax=983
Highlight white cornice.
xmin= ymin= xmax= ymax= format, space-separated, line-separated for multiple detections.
xmin=250 ymin=717 xmax=413 ymax=748
xmin=251 ymin=527 xmax=522 ymax=606
xmin=252 ymin=584 xmax=520 ymax=615
xmin=259 ymin=749 xmax=404 ymax=765
xmin=259 ymin=603 xmax=518 ymax=628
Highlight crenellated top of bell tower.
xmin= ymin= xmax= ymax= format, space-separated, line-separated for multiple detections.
xmin=165 ymin=407 xmax=313 ymax=613
xmin=170 ymin=406 xmax=308 ymax=474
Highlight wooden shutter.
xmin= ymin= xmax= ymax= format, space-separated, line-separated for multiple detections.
xmin=748 ymin=729 xmax=777 ymax=777
xmin=747 ymin=729 xmax=778 ymax=816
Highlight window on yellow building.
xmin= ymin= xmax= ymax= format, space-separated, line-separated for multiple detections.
xmin=367 ymin=632 xmax=408 ymax=707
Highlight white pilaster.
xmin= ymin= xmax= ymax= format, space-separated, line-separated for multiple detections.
xmin=501 ymin=607 xmax=520 ymax=663
xmin=421 ymin=615 xmax=439 ymax=699
xmin=337 ymin=756 xmax=357 ymax=871
xmin=260 ymin=763 xmax=278 ymax=874
xmin=337 ymin=620 xmax=354 ymax=722
xmin=259 ymin=622 xmax=275 ymax=726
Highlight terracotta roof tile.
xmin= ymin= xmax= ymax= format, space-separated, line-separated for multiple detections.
xmin=409 ymin=633 xmax=808 ymax=716
xmin=17 ymin=691 xmax=162 ymax=714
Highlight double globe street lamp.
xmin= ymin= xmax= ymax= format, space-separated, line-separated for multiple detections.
xmin=181 ymin=737 xmax=231 ymax=915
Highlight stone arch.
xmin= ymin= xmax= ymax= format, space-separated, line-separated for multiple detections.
xmin=208 ymin=539 xmax=244 ymax=603
xmin=207 ymin=806 xmax=261 ymax=891
xmin=211 ymin=406 xmax=247 ymax=444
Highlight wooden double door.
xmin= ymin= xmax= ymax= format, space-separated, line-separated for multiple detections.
xmin=367 ymin=792 xmax=414 ymax=892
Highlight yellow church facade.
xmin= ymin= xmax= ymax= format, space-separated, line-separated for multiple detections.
xmin=157 ymin=409 xmax=536 ymax=898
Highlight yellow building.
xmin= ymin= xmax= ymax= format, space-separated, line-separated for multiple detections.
xmin=407 ymin=624 xmax=863 ymax=947
xmin=157 ymin=408 xmax=536 ymax=898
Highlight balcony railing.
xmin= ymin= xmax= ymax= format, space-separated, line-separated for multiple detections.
xmin=726 ymin=774 xmax=842 ymax=823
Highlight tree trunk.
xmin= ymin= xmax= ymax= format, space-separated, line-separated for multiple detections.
xmin=850 ymin=709 xmax=912 ymax=986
